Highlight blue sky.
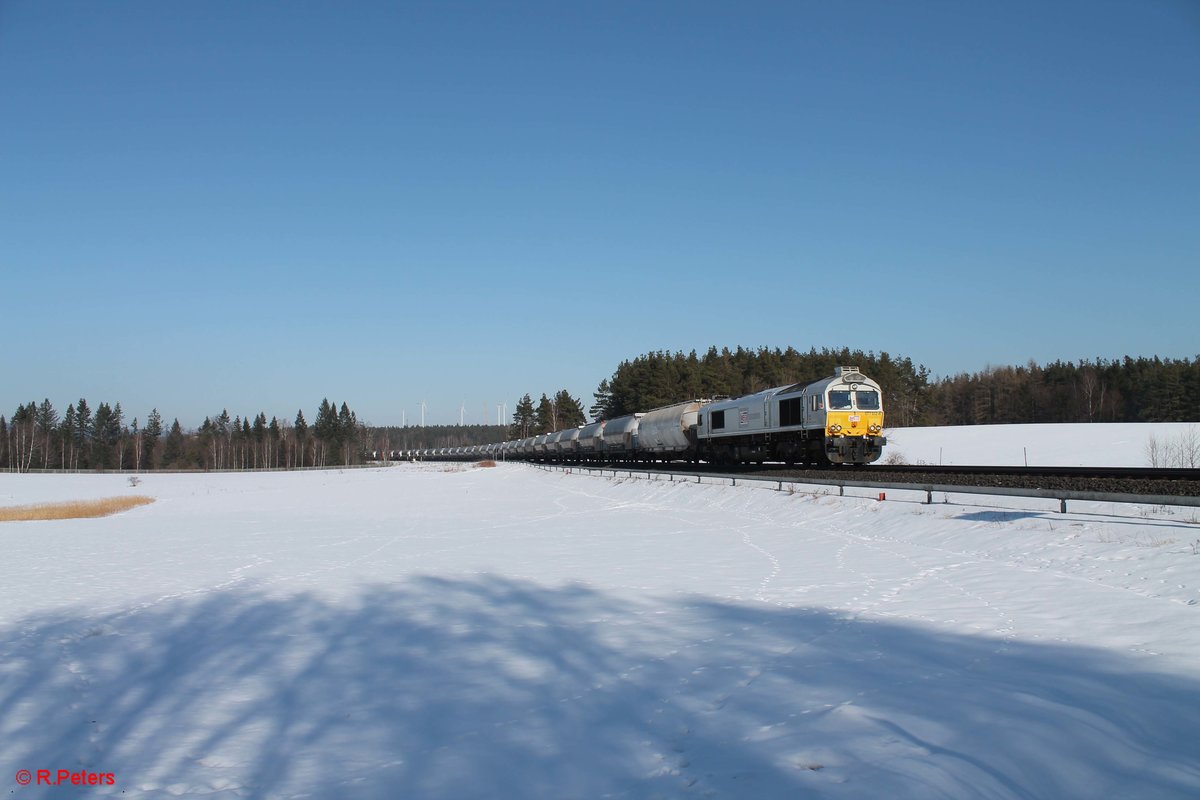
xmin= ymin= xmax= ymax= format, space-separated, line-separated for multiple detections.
xmin=2 ymin=0 xmax=1197 ymax=427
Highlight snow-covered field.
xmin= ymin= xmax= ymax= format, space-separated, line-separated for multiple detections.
xmin=2 ymin=425 xmax=1198 ymax=799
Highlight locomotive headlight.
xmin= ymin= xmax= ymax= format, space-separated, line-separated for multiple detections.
xmin=830 ymin=424 xmax=842 ymax=433
xmin=869 ymin=424 xmax=882 ymax=433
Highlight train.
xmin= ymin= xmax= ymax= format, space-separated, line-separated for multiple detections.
xmin=399 ymin=366 xmax=886 ymax=467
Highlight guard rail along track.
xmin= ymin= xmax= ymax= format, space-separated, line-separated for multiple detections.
xmin=524 ymin=462 xmax=1200 ymax=514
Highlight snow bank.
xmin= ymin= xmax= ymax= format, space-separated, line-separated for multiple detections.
xmin=884 ymin=422 xmax=1199 ymax=467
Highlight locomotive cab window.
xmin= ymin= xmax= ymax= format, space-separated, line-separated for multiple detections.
xmin=854 ymin=390 xmax=880 ymax=410
xmin=811 ymin=395 xmax=823 ymax=411
xmin=829 ymin=391 xmax=852 ymax=409
xmin=711 ymin=410 xmax=725 ymax=430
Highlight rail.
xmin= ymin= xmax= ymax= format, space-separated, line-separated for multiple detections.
xmin=531 ymin=464 xmax=1200 ymax=515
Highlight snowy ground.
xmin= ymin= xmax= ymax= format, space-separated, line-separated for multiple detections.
xmin=885 ymin=421 xmax=1199 ymax=467
xmin=2 ymin=426 xmax=1199 ymax=798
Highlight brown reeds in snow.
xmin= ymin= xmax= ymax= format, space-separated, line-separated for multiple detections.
xmin=0 ymin=496 xmax=155 ymax=522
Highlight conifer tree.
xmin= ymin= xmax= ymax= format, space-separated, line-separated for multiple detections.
xmin=161 ymin=418 xmax=185 ymax=467
xmin=268 ymin=416 xmax=281 ymax=468
xmin=143 ymin=409 xmax=163 ymax=470
xmin=75 ymin=398 xmax=92 ymax=469
xmin=535 ymin=394 xmax=555 ymax=434
xmin=294 ymin=409 xmax=309 ymax=467
xmin=554 ymin=390 xmax=586 ymax=429
xmin=315 ymin=399 xmax=335 ymax=465
xmin=337 ymin=402 xmax=356 ymax=465
xmin=241 ymin=417 xmax=252 ymax=469
xmin=252 ymin=413 xmax=267 ymax=469
xmin=112 ymin=402 xmax=126 ymax=469
xmin=590 ymin=379 xmax=612 ymax=421
xmin=511 ymin=394 xmax=535 ymax=438
xmin=36 ymin=399 xmax=58 ymax=469
xmin=93 ymin=402 xmax=115 ymax=469
xmin=63 ymin=404 xmax=77 ymax=470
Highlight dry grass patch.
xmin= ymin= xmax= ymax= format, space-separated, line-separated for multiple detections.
xmin=475 ymin=460 xmax=498 ymax=468
xmin=0 ymin=496 xmax=155 ymax=522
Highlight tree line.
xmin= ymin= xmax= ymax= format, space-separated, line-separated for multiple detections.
xmin=1 ymin=398 xmax=369 ymax=473
xmin=1 ymin=393 xmax=518 ymax=473
xmin=928 ymin=356 xmax=1199 ymax=425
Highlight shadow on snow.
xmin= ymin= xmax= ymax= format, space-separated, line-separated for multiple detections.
xmin=1 ymin=576 xmax=1197 ymax=799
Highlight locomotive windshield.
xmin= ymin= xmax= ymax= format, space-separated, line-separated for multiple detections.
xmin=828 ymin=389 xmax=880 ymax=410
xmin=854 ymin=390 xmax=880 ymax=410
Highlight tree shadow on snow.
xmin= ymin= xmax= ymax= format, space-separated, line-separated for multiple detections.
xmin=954 ymin=507 xmax=1196 ymax=531
xmin=1 ymin=576 xmax=1197 ymax=799
xmin=956 ymin=510 xmax=1046 ymax=523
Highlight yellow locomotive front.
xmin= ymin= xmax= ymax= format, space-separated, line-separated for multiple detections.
xmin=820 ymin=368 xmax=886 ymax=464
